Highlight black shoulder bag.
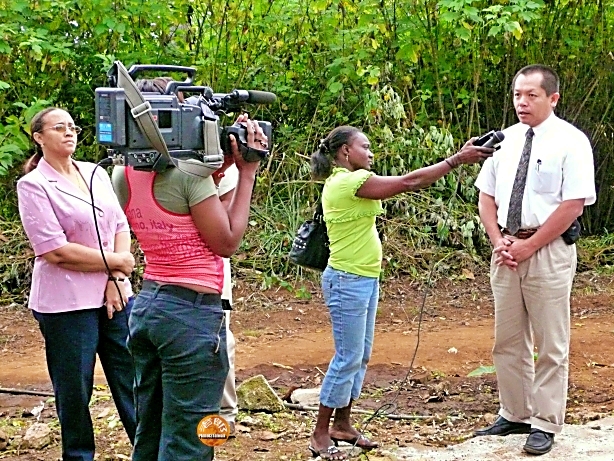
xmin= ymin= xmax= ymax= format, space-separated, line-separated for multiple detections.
xmin=289 ymin=202 xmax=330 ymax=271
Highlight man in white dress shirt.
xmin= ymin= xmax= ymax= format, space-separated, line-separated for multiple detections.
xmin=473 ymin=64 xmax=596 ymax=456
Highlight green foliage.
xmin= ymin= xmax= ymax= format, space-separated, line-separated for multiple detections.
xmin=1 ymin=0 xmax=614 ymax=293
xmin=577 ymin=234 xmax=614 ymax=273
xmin=0 ymin=99 xmax=53 ymax=175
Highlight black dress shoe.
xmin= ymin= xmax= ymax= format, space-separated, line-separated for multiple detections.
xmin=523 ymin=429 xmax=554 ymax=455
xmin=474 ymin=416 xmax=531 ymax=436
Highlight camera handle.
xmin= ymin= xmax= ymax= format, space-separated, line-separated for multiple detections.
xmin=127 ymin=64 xmax=196 ymax=82
xmin=107 ymin=63 xmax=196 ymax=88
xmin=173 ymin=85 xmax=213 ymax=97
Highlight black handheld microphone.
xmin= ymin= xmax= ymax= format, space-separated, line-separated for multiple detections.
xmin=474 ymin=130 xmax=505 ymax=149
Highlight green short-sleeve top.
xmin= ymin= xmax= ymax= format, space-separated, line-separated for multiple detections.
xmin=323 ymin=167 xmax=384 ymax=278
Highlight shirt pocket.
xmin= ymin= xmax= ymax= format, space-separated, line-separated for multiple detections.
xmin=530 ymin=164 xmax=561 ymax=194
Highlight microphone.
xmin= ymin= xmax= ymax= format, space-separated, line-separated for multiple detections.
xmin=474 ymin=130 xmax=505 ymax=148
xmin=246 ymin=90 xmax=277 ymax=104
xmin=217 ymin=90 xmax=277 ymax=104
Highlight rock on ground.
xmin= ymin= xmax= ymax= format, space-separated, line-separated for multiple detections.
xmin=236 ymin=374 xmax=285 ymax=412
xmin=23 ymin=423 xmax=51 ymax=450
xmin=290 ymin=387 xmax=321 ymax=407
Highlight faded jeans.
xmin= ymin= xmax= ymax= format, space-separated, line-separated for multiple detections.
xmin=319 ymin=266 xmax=379 ymax=408
xmin=128 ymin=281 xmax=228 ymax=461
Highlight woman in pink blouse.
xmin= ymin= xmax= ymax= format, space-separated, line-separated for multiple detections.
xmin=17 ymin=107 xmax=137 ymax=461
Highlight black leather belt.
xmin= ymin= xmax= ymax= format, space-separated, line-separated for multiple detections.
xmin=142 ymin=280 xmax=221 ymax=305
xmin=501 ymin=227 xmax=539 ymax=239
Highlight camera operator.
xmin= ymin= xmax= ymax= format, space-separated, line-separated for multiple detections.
xmin=111 ymin=77 xmax=266 ymax=461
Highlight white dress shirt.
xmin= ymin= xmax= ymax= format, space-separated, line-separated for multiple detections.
xmin=218 ymin=165 xmax=238 ymax=303
xmin=475 ymin=113 xmax=596 ymax=229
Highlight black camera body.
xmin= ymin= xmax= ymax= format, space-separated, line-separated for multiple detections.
xmin=94 ymin=64 xmax=275 ymax=171
xmin=220 ymin=121 xmax=272 ymax=163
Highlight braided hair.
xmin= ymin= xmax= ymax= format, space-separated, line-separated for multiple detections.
xmin=23 ymin=107 xmax=61 ymax=174
xmin=310 ymin=125 xmax=361 ymax=180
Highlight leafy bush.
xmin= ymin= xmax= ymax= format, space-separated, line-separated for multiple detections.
xmin=1 ymin=0 xmax=613 ymax=297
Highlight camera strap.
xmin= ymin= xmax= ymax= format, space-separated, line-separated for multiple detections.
xmin=112 ymin=60 xmax=223 ymax=178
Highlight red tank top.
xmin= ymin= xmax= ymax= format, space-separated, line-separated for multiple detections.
xmin=124 ymin=167 xmax=223 ymax=292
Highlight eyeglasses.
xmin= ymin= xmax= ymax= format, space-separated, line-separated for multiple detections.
xmin=40 ymin=123 xmax=83 ymax=135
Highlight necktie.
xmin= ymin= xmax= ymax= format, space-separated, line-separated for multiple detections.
xmin=505 ymin=128 xmax=534 ymax=235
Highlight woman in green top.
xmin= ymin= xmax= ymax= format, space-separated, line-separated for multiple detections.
xmin=308 ymin=125 xmax=493 ymax=460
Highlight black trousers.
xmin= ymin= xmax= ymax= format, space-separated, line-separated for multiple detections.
xmin=33 ymin=301 xmax=136 ymax=461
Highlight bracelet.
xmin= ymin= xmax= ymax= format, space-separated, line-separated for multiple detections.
xmin=445 ymin=158 xmax=455 ymax=169
xmin=108 ymin=276 xmax=126 ymax=282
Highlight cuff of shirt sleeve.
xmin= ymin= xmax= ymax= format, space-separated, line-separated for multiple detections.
xmin=32 ymin=237 xmax=69 ymax=257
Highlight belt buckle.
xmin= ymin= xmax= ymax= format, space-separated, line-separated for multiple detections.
xmin=516 ymin=229 xmax=536 ymax=239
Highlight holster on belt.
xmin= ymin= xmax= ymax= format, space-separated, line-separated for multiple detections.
xmin=501 ymin=219 xmax=580 ymax=245
xmin=561 ymin=219 xmax=581 ymax=245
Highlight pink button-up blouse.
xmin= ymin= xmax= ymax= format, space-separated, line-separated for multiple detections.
xmin=17 ymin=158 xmax=132 ymax=313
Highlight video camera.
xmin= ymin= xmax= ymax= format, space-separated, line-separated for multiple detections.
xmin=94 ymin=63 xmax=276 ymax=173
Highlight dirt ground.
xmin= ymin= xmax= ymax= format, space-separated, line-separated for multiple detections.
xmin=1 ymin=272 xmax=614 ymax=460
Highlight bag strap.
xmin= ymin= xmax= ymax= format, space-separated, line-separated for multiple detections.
xmin=313 ymin=200 xmax=324 ymax=223
xmin=113 ymin=61 xmax=170 ymax=160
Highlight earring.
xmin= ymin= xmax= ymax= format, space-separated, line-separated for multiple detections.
xmin=345 ymin=154 xmax=349 ymax=161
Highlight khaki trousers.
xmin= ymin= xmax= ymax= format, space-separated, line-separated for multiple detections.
xmin=490 ymin=237 xmax=576 ymax=434
xmin=220 ymin=312 xmax=238 ymax=422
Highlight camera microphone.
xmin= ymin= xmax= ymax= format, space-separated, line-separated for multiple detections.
xmin=474 ymin=130 xmax=505 ymax=148
xmin=215 ymin=90 xmax=277 ymax=105
xmin=246 ymin=90 xmax=277 ymax=104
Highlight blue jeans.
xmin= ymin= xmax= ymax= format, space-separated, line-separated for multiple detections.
xmin=33 ymin=300 xmax=136 ymax=461
xmin=128 ymin=282 xmax=228 ymax=461
xmin=319 ymin=266 xmax=379 ymax=408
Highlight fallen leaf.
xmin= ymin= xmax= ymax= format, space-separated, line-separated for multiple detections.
xmin=97 ymin=408 xmax=111 ymax=419
xmin=258 ymin=430 xmax=285 ymax=441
